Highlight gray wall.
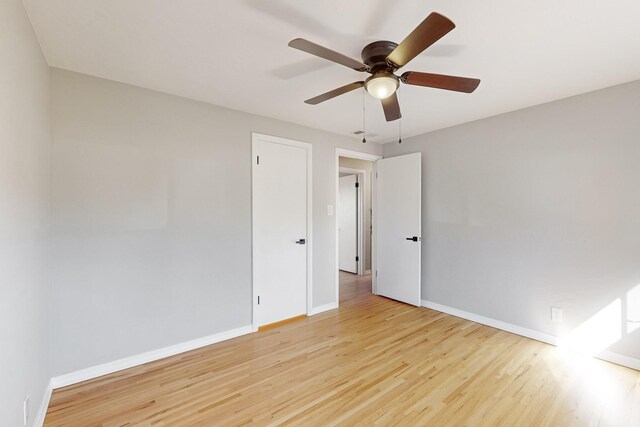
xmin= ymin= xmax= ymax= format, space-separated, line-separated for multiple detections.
xmin=384 ymin=80 xmax=640 ymax=360
xmin=50 ymin=69 xmax=382 ymax=376
xmin=0 ymin=0 xmax=51 ymax=424
xmin=339 ymin=157 xmax=373 ymax=271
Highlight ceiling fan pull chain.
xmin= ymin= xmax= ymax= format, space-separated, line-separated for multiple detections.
xmin=362 ymin=87 xmax=367 ymax=143
xmin=398 ymin=87 xmax=402 ymax=144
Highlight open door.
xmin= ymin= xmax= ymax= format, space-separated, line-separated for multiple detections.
xmin=339 ymin=174 xmax=358 ymax=273
xmin=376 ymin=152 xmax=421 ymax=306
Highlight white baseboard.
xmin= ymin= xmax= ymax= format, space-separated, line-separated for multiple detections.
xmin=421 ymin=300 xmax=558 ymax=344
xmin=309 ymin=302 xmax=339 ymax=316
xmin=597 ymin=349 xmax=640 ymax=371
xmin=34 ymin=379 xmax=53 ymax=427
xmin=51 ymin=325 xmax=254 ymax=390
xmin=421 ymin=299 xmax=640 ymax=371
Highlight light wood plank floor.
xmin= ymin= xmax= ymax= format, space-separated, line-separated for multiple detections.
xmin=46 ymin=272 xmax=640 ymax=426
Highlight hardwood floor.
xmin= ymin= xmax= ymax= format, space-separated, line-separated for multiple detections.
xmin=46 ymin=272 xmax=640 ymax=426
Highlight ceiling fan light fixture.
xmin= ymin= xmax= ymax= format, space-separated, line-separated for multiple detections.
xmin=365 ymin=73 xmax=399 ymax=100
xmin=290 ymin=12 xmax=480 ymax=123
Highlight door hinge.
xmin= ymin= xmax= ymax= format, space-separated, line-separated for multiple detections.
xmin=258 ymin=295 xmax=260 ymax=305
xmin=376 ymin=270 xmax=378 ymax=277
xmin=356 ymin=256 xmax=359 ymax=261
xmin=355 ymin=182 xmax=359 ymax=188
xmin=256 ymin=155 xmax=260 ymax=165
xmin=376 ymin=172 xmax=378 ymax=179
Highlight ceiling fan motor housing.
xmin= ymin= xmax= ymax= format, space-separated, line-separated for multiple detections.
xmin=361 ymin=40 xmax=399 ymax=72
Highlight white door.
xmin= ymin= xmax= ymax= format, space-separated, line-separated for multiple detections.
xmin=376 ymin=152 xmax=421 ymax=306
xmin=339 ymin=175 xmax=358 ymax=273
xmin=252 ymin=136 xmax=308 ymax=327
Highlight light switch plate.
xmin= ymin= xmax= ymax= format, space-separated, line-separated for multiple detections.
xmin=327 ymin=205 xmax=334 ymax=216
xmin=551 ymin=306 xmax=563 ymax=323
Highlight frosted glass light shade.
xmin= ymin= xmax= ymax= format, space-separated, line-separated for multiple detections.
xmin=365 ymin=74 xmax=399 ymax=99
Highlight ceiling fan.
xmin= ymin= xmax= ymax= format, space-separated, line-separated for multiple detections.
xmin=288 ymin=12 xmax=480 ymax=122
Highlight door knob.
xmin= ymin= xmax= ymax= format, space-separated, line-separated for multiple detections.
xmin=405 ymin=236 xmax=419 ymax=242
xmin=295 ymin=238 xmax=306 ymax=245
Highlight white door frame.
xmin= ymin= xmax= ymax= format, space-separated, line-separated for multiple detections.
xmin=335 ymin=149 xmax=382 ymax=305
xmin=252 ymin=132 xmax=313 ymax=331
xmin=338 ymin=167 xmax=366 ymax=275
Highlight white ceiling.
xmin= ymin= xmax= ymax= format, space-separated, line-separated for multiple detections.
xmin=23 ymin=0 xmax=640 ymax=143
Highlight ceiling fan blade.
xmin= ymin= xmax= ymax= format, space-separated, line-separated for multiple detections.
xmin=289 ymin=38 xmax=368 ymax=72
xmin=386 ymin=12 xmax=455 ymax=68
xmin=381 ymin=92 xmax=401 ymax=121
xmin=304 ymin=82 xmax=364 ymax=105
xmin=401 ymin=71 xmax=480 ymax=93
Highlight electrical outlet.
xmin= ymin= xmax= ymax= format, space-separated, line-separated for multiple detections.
xmin=551 ymin=307 xmax=563 ymax=323
xmin=327 ymin=205 xmax=334 ymax=216
xmin=23 ymin=395 xmax=29 ymax=426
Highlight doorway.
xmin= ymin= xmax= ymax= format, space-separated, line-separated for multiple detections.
xmin=252 ymin=133 xmax=312 ymax=329
xmin=336 ymin=149 xmax=381 ymax=304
